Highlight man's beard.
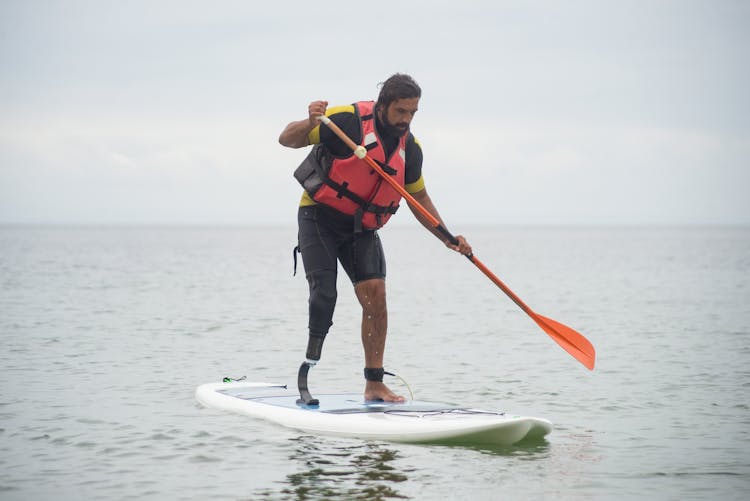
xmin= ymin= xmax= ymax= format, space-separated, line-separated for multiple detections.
xmin=378 ymin=112 xmax=409 ymax=137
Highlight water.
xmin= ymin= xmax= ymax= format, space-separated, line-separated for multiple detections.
xmin=1 ymin=224 xmax=748 ymax=500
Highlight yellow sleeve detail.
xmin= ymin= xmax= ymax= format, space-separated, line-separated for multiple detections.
xmin=405 ymin=175 xmax=425 ymax=194
xmin=299 ymin=191 xmax=318 ymax=207
xmin=326 ymin=104 xmax=355 ymax=116
xmin=307 ymin=126 xmax=320 ymax=145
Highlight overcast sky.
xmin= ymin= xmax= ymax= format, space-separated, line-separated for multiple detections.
xmin=1 ymin=0 xmax=748 ymax=226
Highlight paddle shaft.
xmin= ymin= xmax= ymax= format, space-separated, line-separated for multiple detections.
xmin=317 ymin=115 xmax=536 ymax=315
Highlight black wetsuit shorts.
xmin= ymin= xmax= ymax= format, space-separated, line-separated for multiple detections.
xmin=297 ymin=205 xmax=386 ymax=283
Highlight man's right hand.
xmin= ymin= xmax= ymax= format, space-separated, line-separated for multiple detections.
xmin=308 ymin=100 xmax=328 ymax=126
xmin=279 ymin=100 xmax=329 ymax=148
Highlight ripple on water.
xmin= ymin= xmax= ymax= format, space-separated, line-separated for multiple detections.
xmin=2 ymin=225 xmax=749 ymax=500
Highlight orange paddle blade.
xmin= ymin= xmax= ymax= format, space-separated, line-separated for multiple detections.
xmin=533 ymin=314 xmax=596 ymax=370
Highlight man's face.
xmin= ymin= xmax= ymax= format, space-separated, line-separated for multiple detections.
xmin=381 ymin=97 xmax=419 ymax=135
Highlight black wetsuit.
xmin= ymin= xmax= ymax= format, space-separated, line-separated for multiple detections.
xmin=296 ymin=103 xmax=425 ymax=341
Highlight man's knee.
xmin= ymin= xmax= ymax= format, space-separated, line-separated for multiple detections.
xmin=355 ymin=278 xmax=386 ymax=313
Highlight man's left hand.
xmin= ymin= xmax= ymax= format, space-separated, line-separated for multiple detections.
xmin=446 ymin=235 xmax=472 ymax=256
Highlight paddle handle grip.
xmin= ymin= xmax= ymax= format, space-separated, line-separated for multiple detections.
xmin=437 ymin=225 xmax=460 ymax=247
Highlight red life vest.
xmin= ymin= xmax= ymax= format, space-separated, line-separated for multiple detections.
xmin=310 ymin=101 xmax=407 ymax=229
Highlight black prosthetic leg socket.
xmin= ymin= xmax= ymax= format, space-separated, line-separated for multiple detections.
xmin=305 ymin=335 xmax=325 ymax=361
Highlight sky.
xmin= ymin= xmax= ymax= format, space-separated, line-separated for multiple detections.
xmin=1 ymin=0 xmax=748 ymax=226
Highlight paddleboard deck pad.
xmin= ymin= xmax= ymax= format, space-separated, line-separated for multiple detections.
xmin=195 ymin=382 xmax=552 ymax=446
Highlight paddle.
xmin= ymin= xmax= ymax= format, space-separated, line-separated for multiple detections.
xmin=317 ymin=114 xmax=596 ymax=370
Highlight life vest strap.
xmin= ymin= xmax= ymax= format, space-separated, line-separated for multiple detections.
xmin=374 ymin=159 xmax=397 ymax=176
xmin=320 ymin=177 xmax=400 ymax=217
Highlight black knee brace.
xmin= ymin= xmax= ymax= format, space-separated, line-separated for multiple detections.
xmin=307 ymin=269 xmax=337 ymax=336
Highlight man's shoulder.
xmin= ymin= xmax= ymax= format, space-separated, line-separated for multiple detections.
xmin=327 ymin=104 xmax=360 ymax=135
xmin=311 ymin=103 xmax=363 ymax=153
xmin=309 ymin=103 xmax=358 ymax=146
xmin=326 ymin=104 xmax=356 ymax=118
xmin=405 ymin=132 xmax=422 ymax=151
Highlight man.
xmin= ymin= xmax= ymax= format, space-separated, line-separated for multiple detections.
xmin=279 ymin=73 xmax=471 ymax=403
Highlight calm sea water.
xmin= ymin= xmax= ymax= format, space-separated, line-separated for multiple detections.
xmin=1 ymin=224 xmax=748 ymax=500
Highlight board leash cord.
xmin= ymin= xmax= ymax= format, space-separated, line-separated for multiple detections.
xmin=384 ymin=371 xmax=415 ymax=401
xmin=220 ymin=371 xmax=413 ymax=404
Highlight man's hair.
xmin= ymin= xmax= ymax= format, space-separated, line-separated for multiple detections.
xmin=375 ymin=73 xmax=421 ymax=111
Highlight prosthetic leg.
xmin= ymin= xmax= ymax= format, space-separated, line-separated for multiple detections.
xmin=295 ymin=245 xmax=337 ymax=406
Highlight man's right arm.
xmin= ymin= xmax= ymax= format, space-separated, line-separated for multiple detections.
xmin=278 ymin=100 xmax=328 ymax=148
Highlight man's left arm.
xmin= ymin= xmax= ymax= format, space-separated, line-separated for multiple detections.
xmin=408 ymin=188 xmax=472 ymax=255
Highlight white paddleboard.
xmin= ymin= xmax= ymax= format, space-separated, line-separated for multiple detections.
xmin=195 ymin=382 xmax=552 ymax=446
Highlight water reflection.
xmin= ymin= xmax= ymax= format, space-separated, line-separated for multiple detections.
xmin=251 ymin=434 xmax=552 ymax=500
xmin=253 ymin=436 xmax=411 ymax=500
xmin=465 ymin=437 xmax=551 ymax=458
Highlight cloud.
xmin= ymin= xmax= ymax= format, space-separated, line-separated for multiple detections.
xmin=0 ymin=116 xmax=302 ymax=224
xmin=418 ymin=119 xmax=750 ymax=224
xmin=1 ymin=0 xmax=748 ymax=225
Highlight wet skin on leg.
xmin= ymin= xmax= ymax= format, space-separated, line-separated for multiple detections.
xmin=354 ymin=278 xmax=405 ymax=403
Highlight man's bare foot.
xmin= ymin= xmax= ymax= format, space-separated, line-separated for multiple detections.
xmin=364 ymin=381 xmax=406 ymax=403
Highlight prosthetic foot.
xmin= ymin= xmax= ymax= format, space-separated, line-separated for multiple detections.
xmin=297 ymin=334 xmax=325 ymax=406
